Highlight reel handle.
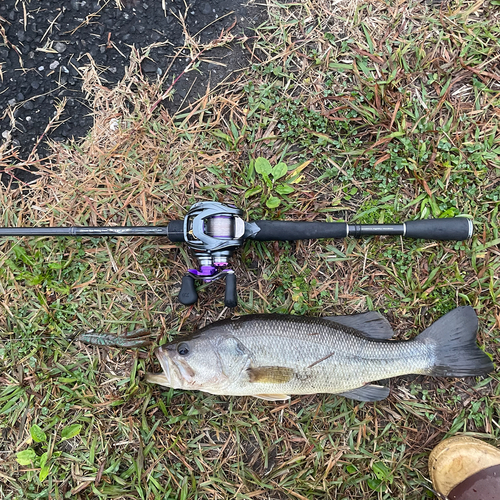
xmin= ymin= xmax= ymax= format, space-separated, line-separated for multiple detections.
xmin=224 ymin=272 xmax=237 ymax=308
xmin=178 ymin=272 xmax=237 ymax=308
xmin=179 ymin=275 xmax=198 ymax=305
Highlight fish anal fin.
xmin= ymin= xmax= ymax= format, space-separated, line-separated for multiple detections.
xmin=254 ymin=394 xmax=291 ymax=401
xmin=337 ymin=384 xmax=390 ymax=402
xmin=324 ymin=312 xmax=394 ymax=339
xmin=247 ymin=366 xmax=294 ymax=384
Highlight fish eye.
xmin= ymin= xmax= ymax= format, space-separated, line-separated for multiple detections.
xmin=177 ymin=343 xmax=190 ymax=356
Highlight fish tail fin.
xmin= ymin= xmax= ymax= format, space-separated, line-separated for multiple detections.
xmin=417 ymin=306 xmax=493 ymax=377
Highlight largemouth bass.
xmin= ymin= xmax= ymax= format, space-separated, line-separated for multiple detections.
xmin=145 ymin=306 xmax=493 ymax=401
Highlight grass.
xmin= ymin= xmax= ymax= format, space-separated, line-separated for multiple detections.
xmin=1 ymin=0 xmax=499 ymax=498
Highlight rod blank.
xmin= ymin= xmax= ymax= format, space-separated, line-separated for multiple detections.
xmin=0 ymin=226 xmax=170 ymax=237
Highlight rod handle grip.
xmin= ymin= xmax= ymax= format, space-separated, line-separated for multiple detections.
xmin=248 ymin=220 xmax=347 ymax=241
xmin=405 ymin=218 xmax=473 ymax=241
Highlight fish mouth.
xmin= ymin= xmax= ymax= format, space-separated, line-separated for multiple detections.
xmin=145 ymin=346 xmax=197 ymax=389
xmin=144 ymin=347 xmax=172 ymax=387
xmin=155 ymin=347 xmax=171 ymax=382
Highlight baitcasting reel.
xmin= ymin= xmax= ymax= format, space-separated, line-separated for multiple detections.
xmin=177 ymin=202 xmax=254 ymax=308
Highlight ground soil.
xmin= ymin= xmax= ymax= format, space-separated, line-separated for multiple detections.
xmin=0 ymin=0 xmax=266 ymax=184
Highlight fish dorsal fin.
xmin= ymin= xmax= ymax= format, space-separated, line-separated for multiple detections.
xmin=337 ymin=384 xmax=390 ymax=402
xmin=254 ymin=394 xmax=291 ymax=401
xmin=324 ymin=312 xmax=394 ymax=339
xmin=247 ymin=366 xmax=294 ymax=384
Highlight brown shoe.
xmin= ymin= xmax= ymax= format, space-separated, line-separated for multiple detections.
xmin=428 ymin=436 xmax=500 ymax=499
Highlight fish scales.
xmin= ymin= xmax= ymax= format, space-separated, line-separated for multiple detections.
xmin=201 ymin=315 xmax=433 ymax=396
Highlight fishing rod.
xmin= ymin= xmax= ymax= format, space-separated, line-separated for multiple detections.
xmin=0 ymin=201 xmax=473 ymax=307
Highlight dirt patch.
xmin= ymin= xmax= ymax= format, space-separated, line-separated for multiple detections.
xmin=0 ymin=0 xmax=266 ymax=182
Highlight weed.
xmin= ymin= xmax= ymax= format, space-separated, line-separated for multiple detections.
xmin=245 ymin=156 xmax=307 ymax=210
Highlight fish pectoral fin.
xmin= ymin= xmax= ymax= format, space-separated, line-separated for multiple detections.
xmin=247 ymin=366 xmax=294 ymax=384
xmin=324 ymin=312 xmax=394 ymax=339
xmin=254 ymin=394 xmax=291 ymax=401
xmin=337 ymin=384 xmax=390 ymax=402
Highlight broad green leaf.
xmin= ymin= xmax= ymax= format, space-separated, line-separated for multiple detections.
xmin=39 ymin=465 xmax=50 ymax=482
xmin=255 ymin=157 xmax=272 ymax=175
xmin=39 ymin=452 xmax=49 ymax=469
xmin=275 ymin=184 xmax=295 ymax=195
xmin=271 ymin=162 xmax=288 ymax=180
xmin=60 ymin=424 xmax=82 ymax=441
xmin=16 ymin=449 xmax=37 ymax=465
xmin=367 ymin=477 xmax=382 ymax=491
xmin=39 ymin=452 xmax=51 ymax=481
xmin=262 ymin=173 xmax=273 ymax=189
xmin=266 ymin=196 xmax=281 ymax=209
xmin=30 ymin=424 xmax=47 ymax=443
xmin=372 ymin=462 xmax=391 ymax=481
xmin=244 ymin=186 xmax=263 ymax=198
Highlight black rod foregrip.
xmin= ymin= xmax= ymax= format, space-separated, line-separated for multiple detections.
xmin=248 ymin=220 xmax=348 ymax=241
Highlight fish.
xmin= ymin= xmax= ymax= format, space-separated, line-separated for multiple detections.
xmin=145 ymin=306 xmax=494 ymax=401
